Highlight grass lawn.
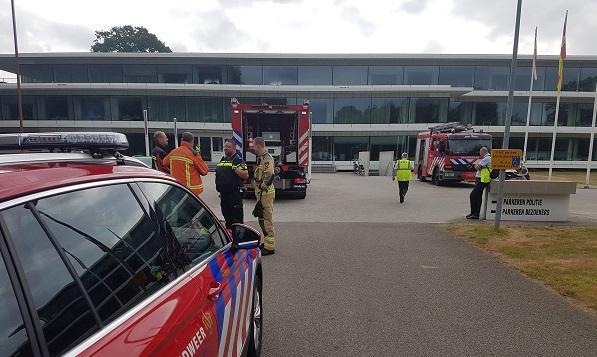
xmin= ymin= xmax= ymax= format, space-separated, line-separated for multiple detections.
xmin=444 ymin=223 xmax=597 ymax=313
xmin=530 ymin=169 xmax=597 ymax=186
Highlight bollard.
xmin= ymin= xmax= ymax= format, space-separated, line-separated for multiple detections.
xmin=481 ymin=184 xmax=490 ymax=220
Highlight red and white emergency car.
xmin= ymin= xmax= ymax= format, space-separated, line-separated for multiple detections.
xmin=415 ymin=122 xmax=492 ymax=185
xmin=0 ymin=132 xmax=263 ymax=357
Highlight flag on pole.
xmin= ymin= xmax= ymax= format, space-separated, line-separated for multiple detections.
xmin=532 ymin=27 xmax=538 ymax=81
xmin=556 ymin=10 xmax=568 ymax=92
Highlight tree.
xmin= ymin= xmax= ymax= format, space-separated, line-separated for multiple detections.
xmin=91 ymin=25 xmax=172 ymax=53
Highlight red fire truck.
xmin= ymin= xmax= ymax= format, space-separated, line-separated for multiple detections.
xmin=415 ymin=122 xmax=492 ymax=185
xmin=230 ymin=98 xmax=311 ymax=198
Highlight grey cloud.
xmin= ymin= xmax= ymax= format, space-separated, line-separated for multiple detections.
xmin=0 ymin=8 xmax=93 ymax=53
xmin=218 ymin=0 xmax=301 ymax=6
xmin=402 ymin=0 xmax=430 ymax=14
xmin=341 ymin=6 xmax=376 ymax=36
xmin=192 ymin=10 xmax=269 ymax=51
xmin=451 ymin=0 xmax=597 ymax=54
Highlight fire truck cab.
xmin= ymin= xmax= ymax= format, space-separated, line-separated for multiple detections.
xmin=415 ymin=122 xmax=492 ymax=185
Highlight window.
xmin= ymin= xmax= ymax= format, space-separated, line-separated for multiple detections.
xmin=116 ymin=97 xmax=144 ymax=121
xmin=543 ymin=102 xmax=572 ymax=126
xmin=0 ymin=252 xmax=33 ymax=356
xmin=333 ymin=136 xmax=368 ymax=161
xmin=576 ymin=103 xmax=594 ymax=127
xmin=509 ymin=101 xmax=543 ymax=126
xmin=404 ymin=66 xmax=439 ymax=85
xmin=579 ymin=67 xmax=597 ymax=92
xmin=186 ymin=97 xmax=224 ymax=123
xmin=76 ymin=96 xmax=111 ymax=121
xmin=2 ymin=205 xmax=100 ymax=355
xmin=438 ymin=66 xmax=474 ymax=87
xmin=30 ymin=184 xmax=183 ymax=326
xmin=410 ymin=98 xmax=448 ymax=123
xmin=1 ymin=96 xmax=38 ymax=120
xmin=298 ymin=66 xmax=332 ymax=85
xmin=474 ymin=66 xmax=509 ymax=90
xmin=310 ymin=98 xmax=333 ymax=124
xmin=21 ymin=64 xmax=53 ymax=83
xmin=123 ymin=65 xmax=157 ymax=83
xmin=332 ymin=66 xmax=368 ymax=85
xmin=89 ymin=65 xmax=123 ymax=83
xmin=229 ymin=66 xmax=263 ymax=85
xmin=334 ymin=98 xmax=371 ymax=124
xmin=263 ymin=66 xmax=297 ymax=85
xmin=545 ymin=66 xmax=579 ymax=91
xmin=514 ymin=66 xmax=546 ymax=91
xmin=312 ymin=136 xmax=333 ymax=161
xmin=472 ymin=101 xmax=506 ymax=126
xmin=44 ymin=96 xmax=70 ymax=120
xmin=447 ymin=101 xmax=472 ymax=124
xmin=368 ymin=66 xmax=403 ymax=85
xmin=371 ymin=98 xmax=408 ymax=124
xmin=139 ymin=182 xmax=226 ymax=266
xmin=370 ymin=136 xmax=398 ymax=161
xmin=157 ymin=65 xmax=192 ymax=84
xmin=54 ymin=64 xmax=88 ymax=83
xmin=260 ymin=97 xmax=297 ymax=105
xmin=194 ymin=65 xmax=227 ymax=84
xmin=148 ymin=97 xmax=186 ymax=122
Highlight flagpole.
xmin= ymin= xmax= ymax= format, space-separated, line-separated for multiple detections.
xmin=585 ymin=82 xmax=597 ymax=187
xmin=523 ymin=68 xmax=535 ymax=162
xmin=548 ymin=93 xmax=561 ymax=180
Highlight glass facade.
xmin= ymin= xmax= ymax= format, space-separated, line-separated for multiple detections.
xmin=333 ymin=66 xmax=368 ymax=85
xmin=298 ymin=66 xmax=332 ymax=85
xmin=310 ymin=98 xmax=334 ymax=124
xmin=474 ymin=66 xmax=509 ymax=90
xmin=410 ymin=98 xmax=448 ymax=123
xmin=334 ymin=98 xmax=371 ymax=124
xmin=124 ymin=65 xmax=157 ymax=83
xmin=263 ymin=66 xmax=297 ymax=85
xmin=89 ymin=65 xmax=122 ymax=83
xmin=371 ymin=98 xmax=408 ymax=124
xmin=439 ymin=66 xmax=474 ymax=87
xmin=54 ymin=64 xmax=89 ymax=83
xmin=194 ymin=65 xmax=227 ymax=84
xmin=404 ymin=66 xmax=439 ymax=85
xmin=368 ymin=66 xmax=403 ymax=85
xmin=157 ymin=65 xmax=192 ymax=84
xmin=229 ymin=66 xmax=263 ymax=85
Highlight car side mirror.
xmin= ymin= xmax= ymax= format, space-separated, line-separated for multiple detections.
xmin=231 ymin=224 xmax=261 ymax=250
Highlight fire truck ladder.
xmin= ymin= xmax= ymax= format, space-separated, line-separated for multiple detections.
xmin=429 ymin=122 xmax=472 ymax=134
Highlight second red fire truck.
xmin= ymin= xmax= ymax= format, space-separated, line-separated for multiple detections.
xmin=415 ymin=122 xmax=492 ymax=185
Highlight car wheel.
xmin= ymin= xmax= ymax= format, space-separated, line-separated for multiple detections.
xmin=247 ymin=275 xmax=262 ymax=357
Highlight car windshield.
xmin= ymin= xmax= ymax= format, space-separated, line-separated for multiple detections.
xmin=448 ymin=139 xmax=492 ymax=155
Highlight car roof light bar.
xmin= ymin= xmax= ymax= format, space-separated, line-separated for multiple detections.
xmin=0 ymin=132 xmax=129 ymax=152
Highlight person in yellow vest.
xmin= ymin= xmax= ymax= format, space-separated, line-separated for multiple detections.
xmin=392 ymin=152 xmax=414 ymax=203
xmin=467 ymin=146 xmax=492 ymax=220
xmin=252 ymin=137 xmax=276 ymax=256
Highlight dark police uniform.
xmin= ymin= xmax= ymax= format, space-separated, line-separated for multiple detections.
xmin=215 ymin=154 xmax=247 ymax=229
xmin=151 ymin=145 xmax=169 ymax=173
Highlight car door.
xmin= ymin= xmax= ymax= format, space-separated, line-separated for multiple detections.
xmin=138 ymin=181 xmax=257 ymax=357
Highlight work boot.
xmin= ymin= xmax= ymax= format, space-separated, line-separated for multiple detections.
xmin=261 ymin=248 xmax=275 ymax=256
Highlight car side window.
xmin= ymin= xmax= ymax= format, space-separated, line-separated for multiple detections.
xmin=2 ymin=204 xmax=100 ymax=356
xmin=138 ymin=182 xmax=226 ymax=269
xmin=0 ymin=249 xmax=34 ymax=356
xmin=31 ymin=184 xmax=184 ymax=325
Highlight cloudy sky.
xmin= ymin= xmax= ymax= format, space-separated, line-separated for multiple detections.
xmin=0 ymin=0 xmax=595 ymax=56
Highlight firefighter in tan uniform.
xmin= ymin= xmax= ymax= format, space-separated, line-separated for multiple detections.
xmin=252 ymin=137 xmax=276 ymax=256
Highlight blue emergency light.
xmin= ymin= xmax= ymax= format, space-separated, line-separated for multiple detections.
xmin=0 ymin=132 xmax=129 ymax=152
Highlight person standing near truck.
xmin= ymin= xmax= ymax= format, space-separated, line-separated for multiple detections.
xmin=216 ymin=139 xmax=249 ymax=229
xmin=252 ymin=137 xmax=276 ymax=256
xmin=163 ymin=132 xmax=209 ymax=196
xmin=393 ymin=152 xmax=414 ymax=203
xmin=467 ymin=146 xmax=492 ymax=220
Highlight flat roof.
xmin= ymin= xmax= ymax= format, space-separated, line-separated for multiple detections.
xmin=1 ymin=52 xmax=597 ymax=72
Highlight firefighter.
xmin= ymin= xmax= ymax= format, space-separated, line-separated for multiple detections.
xmin=163 ymin=132 xmax=209 ymax=196
xmin=151 ymin=131 xmax=170 ymax=173
xmin=216 ymin=139 xmax=249 ymax=229
xmin=392 ymin=152 xmax=413 ymax=203
xmin=467 ymin=146 xmax=492 ymax=220
xmin=252 ymin=137 xmax=276 ymax=256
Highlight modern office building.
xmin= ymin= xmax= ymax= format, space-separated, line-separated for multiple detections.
xmin=0 ymin=52 xmax=596 ymax=169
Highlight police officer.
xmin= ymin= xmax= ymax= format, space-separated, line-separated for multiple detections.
xmin=467 ymin=146 xmax=492 ymax=220
xmin=252 ymin=137 xmax=276 ymax=256
xmin=151 ymin=131 xmax=170 ymax=173
xmin=392 ymin=152 xmax=413 ymax=203
xmin=216 ymin=139 xmax=248 ymax=229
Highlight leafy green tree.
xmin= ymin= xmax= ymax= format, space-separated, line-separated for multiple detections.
xmin=91 ymin=25 xmax=172 ymax=53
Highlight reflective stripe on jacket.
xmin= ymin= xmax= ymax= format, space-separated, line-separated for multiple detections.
xmin=163 ymin=142 xmax=209 ymax=195
xmin=480 ymin=154 xmax=492 ymax=183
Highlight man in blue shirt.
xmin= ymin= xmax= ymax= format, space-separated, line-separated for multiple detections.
xmin=467 ymin=147 xmax=492 ymax=220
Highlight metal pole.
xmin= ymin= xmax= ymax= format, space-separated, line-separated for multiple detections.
xmin=548 ymin=93 xmax=561 ymax=180
xmin=494 ymin=0 xmax=522 ymax=231
xmin=143 ymin=109 xmax=149 ymax=156
xmin=11 ymin=0 xmax=24 ymax=133
xmin=522 ymin=67 xmax=535 ymax=162
xmin=173 ymin=117 xmax=178 ymax=147
xmin=585 ymin=82 xmax=597 ymax=187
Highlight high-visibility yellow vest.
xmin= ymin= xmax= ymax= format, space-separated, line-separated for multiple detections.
xmin=480 ymin=155 xmax=492 ymax=183
xmin=395 ymin=159 xmax=412 ymax=181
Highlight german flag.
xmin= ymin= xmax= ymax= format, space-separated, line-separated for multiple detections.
xmin=556 ymin=10 xmax=568 ymax=92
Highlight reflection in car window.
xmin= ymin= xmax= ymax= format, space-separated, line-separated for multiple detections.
xmin=33 ymin=184 xmax=184 ymax=325
xmin=139 ymin=182 xmax=225 ymax=268
xmin=2 ymin=205 xmax=99 ymax=356
xmin=0 ymin=251 xmax=33 ymax=356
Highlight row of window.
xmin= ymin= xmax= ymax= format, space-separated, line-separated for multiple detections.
xmin=0 ymin=182 xmax=226 ymax=356
xmin=1 ymin=95 xmax=596 ymax=127
xmin=311 ymin=135 xmax=597 ymax=162
xmin=19 ymin=63 xmax=597 ymax=92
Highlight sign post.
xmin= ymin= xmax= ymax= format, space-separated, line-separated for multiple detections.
xmin=143 ymin=109 xmax=149 ymax=156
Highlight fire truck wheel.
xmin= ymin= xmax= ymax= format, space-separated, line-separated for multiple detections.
xmin=432 ymin=168 xmax=441 ymax=186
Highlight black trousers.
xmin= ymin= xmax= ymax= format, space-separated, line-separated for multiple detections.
xmin=398 ymin=181 xmax=409 ymax=202
xmin=220 ymin=190 xmax=244 ymax=229
xmin=469 ymin=179 xmax=489 ymax=217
